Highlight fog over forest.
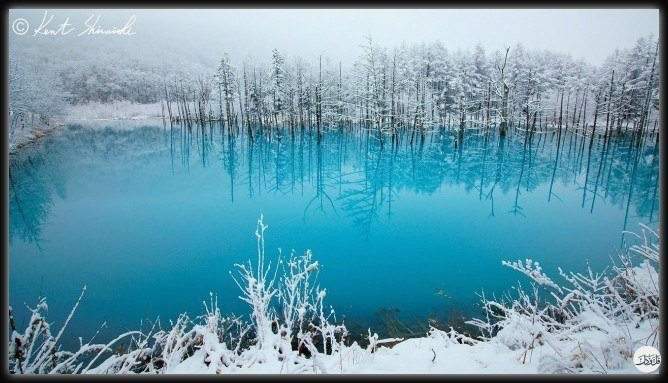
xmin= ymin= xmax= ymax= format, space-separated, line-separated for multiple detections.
xmin=9 ymin=9 xmax=660 ymax=65
xmin=8 ymin=9 xmax=660 ymax=143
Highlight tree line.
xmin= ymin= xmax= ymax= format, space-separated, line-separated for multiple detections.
xmin=161 ymin=35 xmax=659 ymax=146
xmin=9 ymin=35 xmax=659 ymax=145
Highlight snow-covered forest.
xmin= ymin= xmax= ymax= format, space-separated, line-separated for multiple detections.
xmin=9 ymin=34 xmax=660 ymax=148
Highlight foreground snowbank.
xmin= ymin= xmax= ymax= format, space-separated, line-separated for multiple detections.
xmin=149 ymin=316 xmax=655 ymax=375
xmin=8 ymin=217 xmax=659 ymax=374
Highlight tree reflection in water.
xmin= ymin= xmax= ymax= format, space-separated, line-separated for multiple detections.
xmin=9 ymin=122 xmax=660 ymax=247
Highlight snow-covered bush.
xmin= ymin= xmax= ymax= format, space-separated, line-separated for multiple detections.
xmin=228 ymin=214 xmax=347 ymax=373
xmin=467 ymin=224 xmax=660 ymax=373
xmin=7 ymin=287 xmax=142 ymax=374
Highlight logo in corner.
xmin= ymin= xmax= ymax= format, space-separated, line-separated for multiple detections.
xmin=634 ymin=345 xmax=661 ymax=373
xmin=12 ymin=18 xmax=30 ymax=35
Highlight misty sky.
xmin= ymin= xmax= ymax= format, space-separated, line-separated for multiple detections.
xmin=9 ymin=8 xmax=659 ymax=66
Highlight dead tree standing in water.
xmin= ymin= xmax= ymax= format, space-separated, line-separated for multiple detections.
xmin=496 ymin=47 xmax=511 ymax=137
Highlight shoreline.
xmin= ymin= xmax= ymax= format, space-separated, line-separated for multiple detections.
xmin=8 ymin=115 xmax=165 ymax=156
xmin=9 ymin=123 xmax=62 ymax=156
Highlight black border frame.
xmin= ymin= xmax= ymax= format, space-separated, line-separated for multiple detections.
xmin=1 ymin=0 xmax=665 ymax=381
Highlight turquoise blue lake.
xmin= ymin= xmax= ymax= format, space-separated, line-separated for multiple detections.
xmin=9 ymin=122 xmax=659 ymax=346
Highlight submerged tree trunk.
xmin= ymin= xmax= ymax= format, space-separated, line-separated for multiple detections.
xmin=604 ymin=70 xmax=615 ymax=142
xmin=637 ymin=41 xmax=659 ymax=147
xmin=498 ymin=47 xmax=510 ymax=137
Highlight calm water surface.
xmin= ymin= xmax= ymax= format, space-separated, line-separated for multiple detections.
xmin=9 ymin=121 xmax=660 ymax=345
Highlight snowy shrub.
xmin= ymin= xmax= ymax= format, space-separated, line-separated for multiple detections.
xmin=467 ymin=224 xmax=660 ymax=373
xmin=8 ymin=287 xmax=142 ymax=374
xmin=501 ymin=259 xmax=563 ymax=293
xmin=227 ymin=214 xmax=347 ymax=373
